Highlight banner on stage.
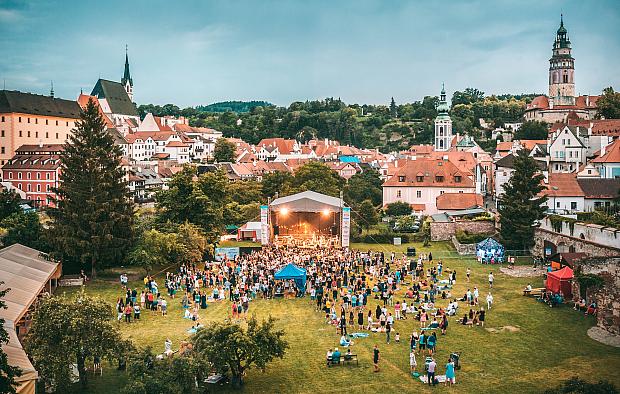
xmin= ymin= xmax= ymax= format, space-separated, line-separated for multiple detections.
xmin=341 ymin=207 xmax=351 ymax=248
xmin=214 ymin=247 xmax=239 ymax=261
xmin=260 ymin=205 xmax=269 ymax=245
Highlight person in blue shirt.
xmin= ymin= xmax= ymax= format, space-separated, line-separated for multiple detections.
xmin=427 ymin=332 xmax=437 ymax=355
xmin=445 ymin=357 xmax=456 ymax=386
xmin=332 ymin=348 xmax=341 ymax=364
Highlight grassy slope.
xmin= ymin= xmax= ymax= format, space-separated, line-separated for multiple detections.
xmin=68 ymin=242 xmax=620 ymax=393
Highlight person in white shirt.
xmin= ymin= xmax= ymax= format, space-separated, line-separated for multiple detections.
xmin=486 ymin=292 xmax=494 ymax=310
xmin=488 ymin=272 xmax=494 ymax=288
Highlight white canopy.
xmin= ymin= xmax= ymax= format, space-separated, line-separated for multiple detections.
xmin=270 ymin=190 xmax=344 ymax=213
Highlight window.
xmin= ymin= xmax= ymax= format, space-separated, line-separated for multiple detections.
xmin=435 ymin=175 xmax=444 ymax=182
xmin=556 ymin=201 xmax=560 ymax=208
xmin=35 ymin=118 xmax=38 ymax=124
xmin=46 ymin=173 xmax=50 ymax=180
xmin=0 ymin=147 xmax=3 ymax=154
xmin=416 ymin=191 xmax=421 ymax=198
xmin=1 ymin=116 xmax=4 ymax=122
xmin=0 ymin=130 xmax=3 ymax=137
xmin=18 ymin=117 xmax=21 ymax=123
xmin=19 ymin=131 xmax=22 ymax=137
xmin=35 ymin=131 xmax=38 ymax=138
xmin=46 ymin=132 xmax=49 ymax=138
xmin=8 ymin=172 xmax=12 ymax=179
xmin=27 ymin=172 xmax=31 ymax=179
xmin=440 ymin=190 xmax=445 ymax=195
xmin=66 ymin=121 xmax=69 ymax=126
xmin=396 ymin=190 xmax=402 ymax=198
xmin=46 ymin=120 xmax=48 ymax=125
xmin=398 ymin=175 xmax=405 ymax=182
xmin=17 ymin=172 xmax=22 ymax=179
xmin=571 ymin=202 xmax=577 ymax=210
xmin=36 ymin=172 xmax=41 ymax=180
xmin=27 ymin=118 xmax=30 ymax=123
xmin=55 ymin=133 xmax=58 ymax=139
xmin=46 ymin=185 xmax=50 ymax=192
xmin=17 ymin=183 xmax=21 ymax=190
xmin=55 ymin=120 xmax=58 ymax=126
xmin=454 ymin=175 xmax=462 ymax=183
xmin=27 ymin=131 xmax=31 ymax=137
xmin=36 ymin=184 xmax=41 ymax=192
xmin=416 ymin=175 xmax=423 ymax=182
xmin=26 ymin=184 xmax=31 ymax=192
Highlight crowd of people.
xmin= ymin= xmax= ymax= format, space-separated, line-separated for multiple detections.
xmin=113 ymin=245 xmax=502 ymax=386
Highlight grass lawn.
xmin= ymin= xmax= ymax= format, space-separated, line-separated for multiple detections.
xmin=64 ymin=241 xmax=620 ymax=393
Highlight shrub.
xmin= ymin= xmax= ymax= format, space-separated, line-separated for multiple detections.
xmin=455 ymin=229 xmax=493 ymax=244
xmin=385 ymin=202 xmax=412 ymax=217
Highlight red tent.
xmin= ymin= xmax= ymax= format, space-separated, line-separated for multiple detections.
xmin=545 ymin=266 xmax=574 ymax=297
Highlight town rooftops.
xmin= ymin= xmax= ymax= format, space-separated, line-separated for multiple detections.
xmin=382 ymin=158 xmax=475 ymax=188
xmin=591 ymin=139 xmax=620 ymax=163
xmin=436 ymin=192 xmax=483 ymax=210
xmin=541 ymin=173 xmax=584 ymax=197
xmin=576 ymin=178 xmax=620 ymax=199
xmin=0 ymin=90 xmax=81 ymax=118
xmin=90 ymin=79 xmax=138 ymax=117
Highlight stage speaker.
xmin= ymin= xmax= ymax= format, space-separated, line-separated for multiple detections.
xmin=273 ymin=225 xmax=279 ymax=235
xmin=330 ymin=225 xmax=337 ymax=235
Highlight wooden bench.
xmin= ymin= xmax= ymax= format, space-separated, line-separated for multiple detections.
xmin=327 ymin=354 xmax=358 ymax=367
xmin=59 ymin=277 xmax=84 ymax=287
xmin=523 ymin=287 xmax=544 ymax=296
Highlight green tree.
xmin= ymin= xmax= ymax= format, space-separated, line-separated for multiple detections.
xmin=543 ymin=376 xmax=617 ymax=394
xmin=356 ymin=199 xmax=379 ymax=230
xmin=290 ymin=162 xmax=344 ymax=197
xmin=122 ymin=347 xmax=198 ymax=394
xmin=213 ymin=138 xmax=237 ymax=162
xmin=344 ymin=169 xmax=383 ymax=206
xmin=25 ymin=291 xmax=129 ymax=391
xmin=596 ymin=87 xmax=620 ymax=119
xmin=175 ymin=222 xmax=208 ymax=265
xmin=192 ymin=317 xmax=288 ymax=388
xmin=0 ymin=189 xmax=21 ymax=222
xmin=261 ymin=171 xmax=294 ymax=199
xmin=0 ymin=211 xmax=46 ymax=250
xmin=389 ymin=97 xmax=397 ymax=118
xmin=385 ymin=201 xmax=412 ymax=217
xmin=47 ymin=99 xmax=134 ymax=277
xmin=0 ymin=284 xmax=22 ymax=394
xmin=127 ymin=229 xmax=180 ymax=274
xmin=498 ymin=149 xmax=547 ymax=251
xmin=156 ymin=167 xmax=228 ymax=244
xmin=514 ymin=120 xmax=548 ymax=140
xmin=228 ymin=180 xmax=263 ymax=205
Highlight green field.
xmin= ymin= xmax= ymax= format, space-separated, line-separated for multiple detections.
xmin=64 ymin=242 xmax=620 ymax=393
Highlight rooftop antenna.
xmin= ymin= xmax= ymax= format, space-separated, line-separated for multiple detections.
xmin=50 ymin=81 xmax=54 ymax=98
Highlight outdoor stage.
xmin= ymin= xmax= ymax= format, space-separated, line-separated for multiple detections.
xmin=260 ymin=190 xmax=351 ymax=248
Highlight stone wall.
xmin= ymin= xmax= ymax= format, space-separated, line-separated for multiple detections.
xmin=430 ymin=220 xmax=496 ymax=241
xmin=572 ymin=257 xmax=620 ymax=335
xmin=533 ymin=220 xmax=620 ymax=258
xmin=451 ymin=235 xmax=477 ymax=255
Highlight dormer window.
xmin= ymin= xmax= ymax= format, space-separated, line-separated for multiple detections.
xmin=398 ymin=175 xmax=405 ymax=182
xmin=455 ymin=175 xmax=462 ymax=183
xmin=435 ymin=175 xmax=444 ymax=182
xmin=416 ymin=175 xmax=423 ymax=182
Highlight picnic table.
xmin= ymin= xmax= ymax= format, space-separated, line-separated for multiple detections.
xmin=523 ymin=287 xmax=544 ymax=296
xmin=327 ymin=354 xmax=358 ymax=366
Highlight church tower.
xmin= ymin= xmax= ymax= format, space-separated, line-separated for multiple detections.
xmin=548 ymin=15 xmax=575 ymax=106
xmin=121 ymin=46 xmax=134 ymax=102
xmin=434 ymin=84 xmax=452 ymax=152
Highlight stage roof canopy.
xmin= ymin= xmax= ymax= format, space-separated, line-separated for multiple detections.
xmin=270 ymin=190 xmax=344 ymax=213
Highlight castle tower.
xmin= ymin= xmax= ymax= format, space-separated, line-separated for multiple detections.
xmin=121 ymin=45 xmax=134 ymax=102
xmin=548 ymin=15 xmax=575 ymax=106
xmin=434 ymin=83 xmax=452 ymax=152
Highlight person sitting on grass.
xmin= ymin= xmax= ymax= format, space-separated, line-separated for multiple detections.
xmin=573 ymin=298 xmax=586 ymax=310
xmin=326 ymin=348 xmax=333 ymax=366
xmin=340 ymin=335 xmax=353 ymax=347
xmin=586 ymin=301 xmax=597 ymax=316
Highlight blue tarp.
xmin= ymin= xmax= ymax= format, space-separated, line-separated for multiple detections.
xmin=274 ymin=263 xmax=307 ymax=295
xmin=476 ymin=237 xmax=505 ymax=263
xmin=339 ymin=155 xmax=360 ymax=163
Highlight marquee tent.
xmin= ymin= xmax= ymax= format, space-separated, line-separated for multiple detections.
xmin=475 ymin=237 xmax=505 ymax=263
xmin=546 ymin=266 xmax=574 ymax=297
xmin=274 ymin=263 xmax=307 ymax=295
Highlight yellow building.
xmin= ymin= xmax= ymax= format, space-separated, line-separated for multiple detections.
xmin=0 ymin=90 xmax=81 ymax=165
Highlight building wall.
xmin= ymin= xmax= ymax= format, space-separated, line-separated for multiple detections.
xmin=543 ymin=195 xmax=585 ymax=214
xmin=2 ymin=168 xmax=60 ymax=207
xmin=533 ymin=218 xmax=620 ymax=257
xmin=0 ymin=113 xmax=76 ymax=165
xmin=383 ymin=185 xmax=476 ymax=215
xmin=494 ymin=166 xmax=514 ymax=197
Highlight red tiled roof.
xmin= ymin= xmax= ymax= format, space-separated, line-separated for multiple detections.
xmin=520 ymin=140 xmax=548 ymax=151
xmin=77 ymin=94 xmax=114 ymax=127
xmin=383 ymin=158 xmax=475 ymax=188
xmin=591 ymin=119 xmax=620 ymax=136
xmin=591 ymin=139 xmax=620 ymax=163
xmin=529 ymin=96 xmax=549 ymax=109
xmin=540 ymin=173 xmax=585 ymax=197
xmin=496 ymin=142 xmax=513 ymax=151
xmin=166 ymin=141 xmax=188 ymax=148
xmin=257 ymin=138 xmax=296 ymax=155
xmin=436 ymin=193 xmax=483 ymax=210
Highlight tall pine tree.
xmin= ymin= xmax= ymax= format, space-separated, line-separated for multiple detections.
xmin=498 ymin=149 xmax=547 ymax=251
xmin=49 ymin=99 xmax=134 ymax=277
xmin=389 ymin=97 xmax=397 ymax=118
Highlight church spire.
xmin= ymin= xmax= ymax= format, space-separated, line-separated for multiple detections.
xmin=50 ymin=81 xmax=54 ymax=98
xmin=122 ymin=45 xmax=133 ymax=87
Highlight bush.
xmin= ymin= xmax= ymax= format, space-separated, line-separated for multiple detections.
xmin=455 ymin=229 xmax=493 ymax=244
xmin=543 ymin=377 xmax=618 ymax=394
xmin=385 ymin=202 xmax=412 ymax=217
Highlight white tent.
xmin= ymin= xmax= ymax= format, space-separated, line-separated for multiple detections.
xmin=270 ymin=190 xmax=343 ymax=213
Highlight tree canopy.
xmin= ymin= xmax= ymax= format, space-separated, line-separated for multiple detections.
xmin=596 ymin=87 xmax=620 ymax=120
xmin=0 ymin=284 xmax=22 ymax=394
xmin=385 ymin=201 xmax=413 ymax=217
xmin=213 ymin=138 xmax=237 ymax=163
xmin=498 ymin=149 xmax=547 ymax=251
xmin=0 ymin=189 xmax=21 ymax=223
xmin=47 ymin=98 xmax=134 ymax=277
xmin=514 ymin=120 xmax=549 ymax=140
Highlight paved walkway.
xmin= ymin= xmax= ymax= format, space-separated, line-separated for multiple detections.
xmin=500 ymin=266 xmax=545 ymax=278
xmin=588 ymin=326 xmax=620 ymax=348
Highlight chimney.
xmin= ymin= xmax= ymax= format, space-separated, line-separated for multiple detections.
xmin=601 ymin=142 xmax=607 ymax=157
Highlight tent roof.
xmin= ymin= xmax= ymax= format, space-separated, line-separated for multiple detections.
xmin=270 ymin=190 xmax=344 ymax=212
xmin=2 ymin=326 xmax=38 ymax=383
xmin=446 ymin=208 xmax=487 ymax=217
xmin=477 ymin=237 xmax=502 ymax=248
xmin=0 ymin=244 xmax=59 ymax=324
xmin=240 ymin=222 xmax=262 ymax=231
xmin=274 ymin=263 xmax=307 ymax=279
xmin=548 ymin=266 xmax=574 ymax=280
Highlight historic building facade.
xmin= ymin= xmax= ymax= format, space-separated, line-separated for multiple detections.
xmin=524 ymin=16 xmax=599 ymax=123
xmin=434 ymin=85 xmax=453 ymax=152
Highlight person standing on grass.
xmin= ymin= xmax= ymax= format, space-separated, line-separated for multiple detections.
xmin=386 ymin=321 xmax=391 ymax=344
xmin=486 ymin=292 xmax=494 ymax=310
xmin=466 ymin=268 xmax=471 ymax=282
xmin=373 ymin=345 xmax=380 ymax=372
xmin=478 ymin=307 xmax=486 ymax=327
xmin=161 ymin=297 xmax=168 ymax=316
xmin=427 ymin=358 xmax=436 ymax=386
xmin=133 ymin=304 xmax=141 ymax=321
xmin=410 ymin=350 xmax=417 ymax=372
xmin=445 ymin=357 xmax=456 ymax=386
xmin=488 ymin=272 xmax=494 ymax=288
xmin=440 ymin=314 xmax=448 ymax=335
xmin=124 ymin=303 xmax=132 ymax=323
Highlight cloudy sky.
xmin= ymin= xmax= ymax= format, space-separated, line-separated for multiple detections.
xmin=1 ymin=0 xmax=619 ymax=107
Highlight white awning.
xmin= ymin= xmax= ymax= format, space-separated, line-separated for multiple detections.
xmin=270 ymin=191 xmax=344 ymax=213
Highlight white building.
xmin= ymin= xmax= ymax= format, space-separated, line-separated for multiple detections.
xmin=434 ymin=85 xmax=452 ymax=152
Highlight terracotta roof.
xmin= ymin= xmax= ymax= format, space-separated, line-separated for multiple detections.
xmin=2 ymin=154 xmax=62 ymax=170
xmin=591 ymin=139 xmax=620 ymax=163
xmin=520 ymin=140 xmax=548 ymax=151
xmin=152 ymin=152 xmax=170 ymax=159
xmin=166 ymin=141 xmax=188 ymax=148
xmin=541 ymin=173 xmax=584 ymax=197
xmin=126 ymin=131 xmax=175 ymax=143
xmin=383 ymin=158 xmax=475 ymax=188
xmin=410 ymin=204 xmax=426 ymax=211
xmin=257 ymin=138 xmax=297 ymax=155
xmin=436 ymin=193 xmax=483 ymax=210
xmin=406 ymin=145 xmax=434 ymax=156
xmin=264 ymin=161 xmax=291 ymax=172
xmin=496 ymin=142 xmax=513 ymax=151
xmin=575 ymin=95 xmax=599 ymax=108
xmin=529 ymin=96 xmax=549 ymax=109
xmin=591 ymin=119 xmax=620 ymax=136
xmin=15 ymin=144 xmax=64 ymax=153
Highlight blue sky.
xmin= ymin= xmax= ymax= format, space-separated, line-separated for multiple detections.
xmin=1 ymin=0 xmax=619 ymax=107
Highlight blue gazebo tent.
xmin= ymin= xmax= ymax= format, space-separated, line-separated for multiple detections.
xmin=476 ymin=237 xmax=505 ymax=264
xmin=274 ymin=263 xmax=307 ymax=295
